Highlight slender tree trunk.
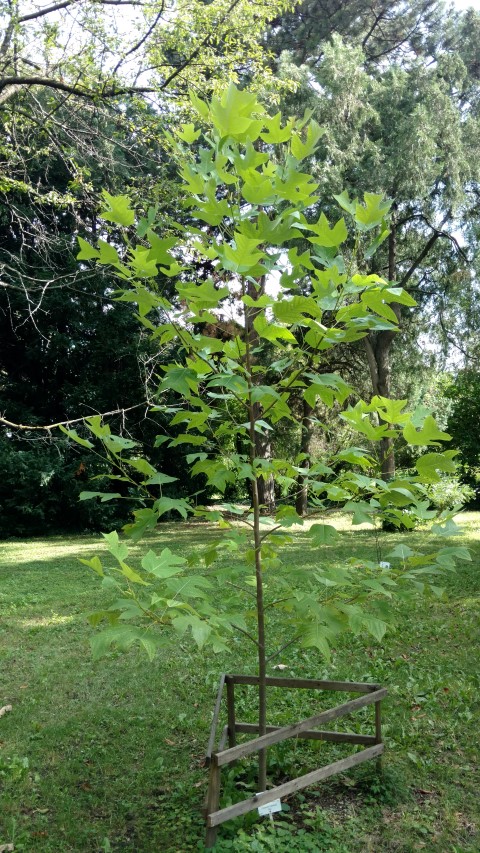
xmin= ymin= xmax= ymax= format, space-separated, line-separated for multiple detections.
xmin=295 ymin=397 xmax=314 ymax=516
xmin=244 ymin=287 xmax=267 ymax=791
xmin=245 ymin=275 xmax=275 ymax=514
xmin=255 ymin=407 xmax=276 ymax=514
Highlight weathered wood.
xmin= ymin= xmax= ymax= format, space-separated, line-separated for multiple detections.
xmin=208 ymin=743 xmax=384 ymax=827
xmin=215 ymin=688 xmax=387 ymax=766
xmin=225 ymin=675 xmax=236 ymax=749
xmin=218 ymin=724 xmax=229 ymax=752
xmin=375 ymin=700 xmax=382 ymax=743
xmin=375 ymin=699 xmax=383 ymax=773
xmin=205 ymin=673 xmax=226 ymax=765
xmin=230 ymin=675 xmax=380 ymax=693
xmin=234 ymin=722 xmax=377 ymax=745
xmin=205 ymin=756 xmax=221 ymax=848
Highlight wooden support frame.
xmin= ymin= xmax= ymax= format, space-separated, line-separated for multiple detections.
xmin=205 ymin=674 xmax=386 ymax=848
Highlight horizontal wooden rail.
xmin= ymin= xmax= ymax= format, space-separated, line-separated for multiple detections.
xmin=208 ymin=743 xmax=384 ymax=827
xmin=235 ymin=722 xmax=377 ymax=746
xmin=230 ymin=675 xmax=381 ymax=693
xmin=215 ymin=687 xmax=387 ymax=767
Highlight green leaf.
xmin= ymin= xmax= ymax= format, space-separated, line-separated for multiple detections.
xmin=102 ymin=530 xmax=129 ymax=563
xmin=146 ymin=230 xmax=176 ymax=266
xmin=431 ymin=518 xmax=461 ymax=536
xmin=145 ymin=472 xmax=178 ymax=486
xmin=171 ymin=615 xmax=212 ymax=649
xmin=103 ymin=434 xmax=138 ymax=453
xmin=101 ymin=191 xmax=135 ymax=226
xmin=272 ymin=295 xmax=322 ymax=324
xmin=362 ymin=614 xmax=388 ymax=642
xmin=308 ymin=213 xmax=348 ymax=248
xmin=210 ymin=83 xmax=264 ymax=140
xmin=301 ymin=623 xmax=331 ymax=660
xmin=159 ymin=366 xmax=199 ymax=396
xmin=119 ymin=563 xmax=149 ymax=585
xmin=77 ymin=236 xmax=99 ymax=261
xmin=355 ymin=193 xmax=391 ymax=232
xmin=260 ymin=112 xmax=293 ymax=144
xmin=416 ymin=451 xmax=457 ymax=483
xmin=177 ymin=280 xmax=229 ymax=311
xmin=369 ymin=396 xmax=409 ymax=425
xmin=291 ymin=120 xmax=324 ymax=160
xmin=154 ymin=496 xmax=190 ymax=520
xmin=166 ymin=575 xmax=213 ymax=599
xmin=175 ymin=123 xmax=201 ymax=144
xmin=59 ymin=425 xmax=94 ymax=448
xmin=191 ymin=618 xmax=212 ymax=649
xmin=364 ymin=228 xmax=390 ymax=259
xmin=123 ymin=508 xmax=158 ymax=542
xmin=79 ymin=556 xmax=104 ymax=576
xmin=309 ymin=524 xmax=338 ymax=545
xmin=253 ymin=315 xmax=296 ymax=344
xmin=333 ymin=190 xmax=356 ymax=215
xmin=141 ymin=548 xmax=186 ymax=579
xmin=90 ymin=626 xmax=161 ymax=661
xmin=403 ymin=415 xmax=451 ymax=446
xmin=126 ymin=457 xmax=157 ymax=477
xmin=79 ymin=491 xmax=122 ymax=502
xmin=388 ymin=544 xmax=415 ymax=560
xmin=334 ymin=447 xmax=373 ymax=469
xmin=304 ymin=373 xmax=353 ymax=407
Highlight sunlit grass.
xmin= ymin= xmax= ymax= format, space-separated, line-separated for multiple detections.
xmin=0 ymin=515 xmax=479 ymax=851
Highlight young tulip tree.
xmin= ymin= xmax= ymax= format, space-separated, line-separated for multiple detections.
xmin=72 ymin=84 xmax=468 ymax=791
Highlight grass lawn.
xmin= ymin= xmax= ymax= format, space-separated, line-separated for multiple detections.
xmin=0 ymin=513 xmax=479 ymax=852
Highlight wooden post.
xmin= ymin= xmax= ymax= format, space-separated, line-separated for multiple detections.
xmin=375 ymin=699 xmax=383 ymax=774
xmin=205 ymin=674 xmax=226 ymax=766
xmin=226 ymin=675 xmax=236 ymax=749
xmin=205 ymin=755 xmax=221 ymax=849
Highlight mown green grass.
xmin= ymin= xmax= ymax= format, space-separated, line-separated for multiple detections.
xmin=0 ymin=514 xmax=479 ymax=852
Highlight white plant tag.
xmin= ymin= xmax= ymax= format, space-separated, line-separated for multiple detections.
xmin=258 ymin=797 xmax=282 ymax=817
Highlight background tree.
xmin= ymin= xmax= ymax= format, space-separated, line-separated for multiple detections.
xmin=0 ymin=0 xmax=295 ymax=534
xmin=266 ymin=4 xmax=480 ymax=476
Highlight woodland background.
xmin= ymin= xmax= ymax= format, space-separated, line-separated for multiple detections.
xmin=1 ymin=0 xmax=480 ymax=537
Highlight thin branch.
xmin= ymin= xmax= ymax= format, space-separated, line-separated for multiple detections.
xmin=0 ymin=402 xmax=150 ymax=432
xmin=0 ymin=75 xmax=156 ymax=100
xmin=159 ymin=0 xmax=243 ymax=91
xmin=19 ymin=0 xmax=146 ymax=18
xmin=113 ymin=2 xmax=166 ymax=74
xmin=226 ymin=581 xmax=257 ymax=600
xmin=231 ymin=623 xmax=260 ymax=647
xmin=265 ymin=634 xmax=301 ymax=665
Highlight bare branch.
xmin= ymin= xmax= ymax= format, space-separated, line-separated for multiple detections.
xmin=0 ymin=402 xmax=150 ymax=432
xmin=0 ymin=75 xmax=156 ymax=101
xmin=18 ymin=0 xmax=146 ymax=21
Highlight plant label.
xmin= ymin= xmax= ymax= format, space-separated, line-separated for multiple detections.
xmin=258 ymin=797 xmax=282 ymax=817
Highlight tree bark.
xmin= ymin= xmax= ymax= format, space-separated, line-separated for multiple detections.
xmin=254 ymin=410 xmax=276 ymax=514
xmin=244 ymin=292 xmax=267 ymax=792
xmin=364 ymin=216 xmax=448 ymax=479
xmin=245 ymin=275 xmax=276 ymax=514
xmin=295 ymin=397 xmax=314 ymax=516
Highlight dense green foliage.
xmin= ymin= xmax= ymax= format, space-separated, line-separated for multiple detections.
xmin=444 ymin=371 xmax=480 ymax=504
xmin=1 ymin=0 xmax=480 ymax=537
